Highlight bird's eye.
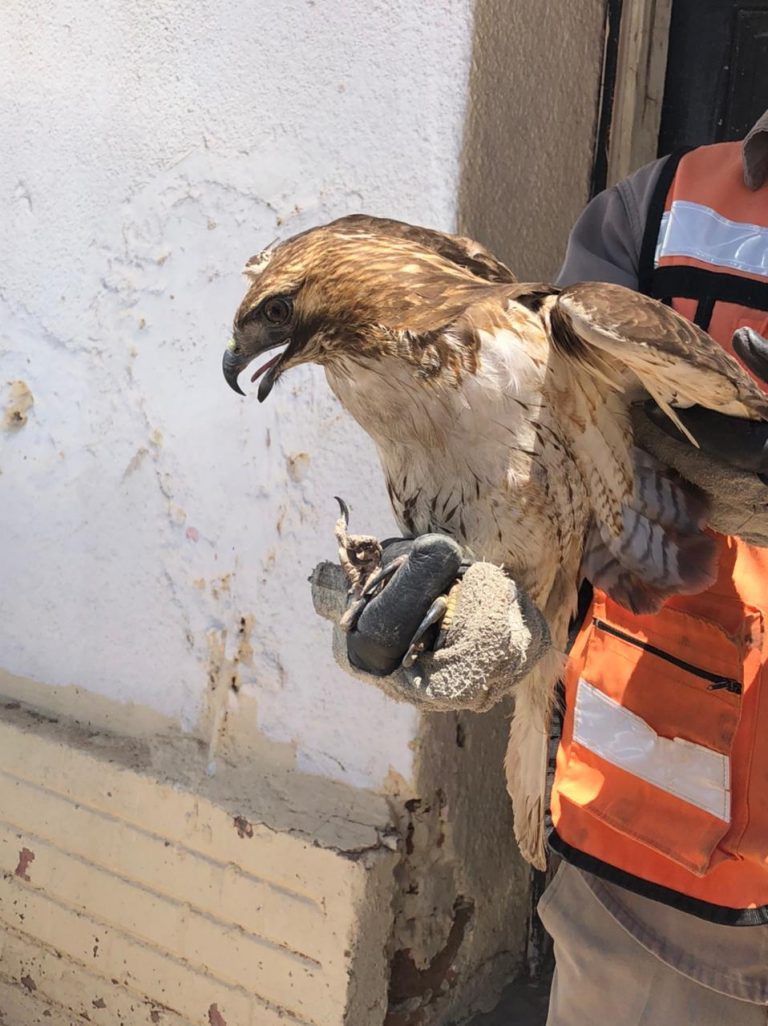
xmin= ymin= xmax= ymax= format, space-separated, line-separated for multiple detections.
xmin=263 ymin=296 xmax=292 ymax=325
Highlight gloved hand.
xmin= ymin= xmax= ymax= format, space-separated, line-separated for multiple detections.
xmin=310 ymin=534 xmax=551 ymax=712
xmin=341 ymin=534 xmax=467 ymax=676
xmin=632 ymin=327 xmax=768 ymax=545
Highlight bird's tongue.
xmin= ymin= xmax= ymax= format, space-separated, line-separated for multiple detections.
xmin=251 ymin=351 xmax=282 ymax=384
xmin=251 ymin=351 xmax=284 ymax=403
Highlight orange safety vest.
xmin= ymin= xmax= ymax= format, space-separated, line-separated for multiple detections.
xmin=549 ymin=142 xmax=768 ymax=923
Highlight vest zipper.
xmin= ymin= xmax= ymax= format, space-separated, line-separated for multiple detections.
xmin=592 ymin=618 xmax=743 ymax=694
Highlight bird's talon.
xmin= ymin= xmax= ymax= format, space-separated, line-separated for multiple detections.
xmin=334 ymin=496 xmax=351 ymax=528
xmin=401 ymin=643 xmax=424 ymax=670
xmin=334 ymin=496 xmax=383 ymax=592
xmin=339 ymin=595 xmax=368 ymax=633
xmin=400 ymin=595 xmax=449 ymax=669
xmin=435 ymin=582 xmax=462 ymax=650
xmin=340 ymin=555 xmax=409 ymax=632
xmin=361 ymin=555 xmax=407 ymax=598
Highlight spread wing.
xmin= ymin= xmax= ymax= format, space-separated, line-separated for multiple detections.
xmin=549 ymin=282 xmax=768 ymax=438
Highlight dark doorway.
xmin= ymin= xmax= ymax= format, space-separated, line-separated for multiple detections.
xmin=658 ymin=0 xmax=768 ymax=155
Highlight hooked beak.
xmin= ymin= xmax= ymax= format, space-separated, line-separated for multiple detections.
xmin=222 ymin=344 xmax=247 ymax=396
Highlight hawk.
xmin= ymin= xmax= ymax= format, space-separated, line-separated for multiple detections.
xmin=222 ymin=215 xmax=768 ymax=865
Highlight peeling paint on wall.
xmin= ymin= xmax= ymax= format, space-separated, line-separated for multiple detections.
xmin=233 ymin=815 xmax=254 ymax=839
xmin=0 ymin=0 xmax=477 ymax=792
xmin=286 ymin=451 xmax=311 ymax=482
xmin=202 ymin=609 xmax=266 ymax=769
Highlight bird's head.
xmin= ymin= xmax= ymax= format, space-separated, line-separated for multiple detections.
xmin=223 ymin=216 xmax=511 ymax=400
xmin=223 ymin=235 xmax=317 ymax=400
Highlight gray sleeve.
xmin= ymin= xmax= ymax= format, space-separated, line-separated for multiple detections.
xmin=556 ymin=157 xmax=669 ymax=288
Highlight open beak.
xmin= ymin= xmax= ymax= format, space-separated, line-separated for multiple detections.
xmin=222 ymin=338 xmax=293 ymax=402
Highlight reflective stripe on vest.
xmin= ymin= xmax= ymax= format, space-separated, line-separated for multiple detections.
xmin=572 ymin=677 xmax=731 ymax=822
xmin=643 ymin=143 xmax=768 ymax=347
xmin=656 ymin=201 xmax=768 ymax=278
xmin=550 ymin=142 xmax=768 ymax=922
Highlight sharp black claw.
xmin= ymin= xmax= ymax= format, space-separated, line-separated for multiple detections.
xmin=401 ymin=596 xmax=449 ymax=669
xmin=334 ymin=496 xmax=350 ymax=527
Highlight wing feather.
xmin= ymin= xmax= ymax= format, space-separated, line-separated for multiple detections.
xmin=550 ymin=283 xmax=768 ymax=423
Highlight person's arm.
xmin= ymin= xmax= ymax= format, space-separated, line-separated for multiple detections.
xmin=556 ymin=158 xmax=667 ymax=287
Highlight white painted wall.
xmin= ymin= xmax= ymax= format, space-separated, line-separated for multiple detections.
xmin=0 ymin=0 xmax=475 ymax=791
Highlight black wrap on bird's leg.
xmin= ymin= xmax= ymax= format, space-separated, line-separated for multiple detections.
xmin=345 ymin=534 xmax=464 ymax=676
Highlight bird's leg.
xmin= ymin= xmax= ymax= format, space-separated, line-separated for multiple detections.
xmin=339 ymin=555 xmax=409 ymax=633
xmin=401 ymin=580 xmax=462 ymax=668
xmin=334 ymin=496 xmax=383 ymax=596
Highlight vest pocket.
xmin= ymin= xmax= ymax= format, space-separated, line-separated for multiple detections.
xmin=557 ymin=597 xmax=752 ymax=876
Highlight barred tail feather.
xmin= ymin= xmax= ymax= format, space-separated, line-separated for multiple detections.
xmin=582 ymin=449 xmax=718 ymax=614
xmin=631 ymin=448 xmax=709 ymax=532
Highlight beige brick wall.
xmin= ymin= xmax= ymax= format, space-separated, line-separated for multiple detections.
xmin=0 ymin=703 xmax=398 ymax=1026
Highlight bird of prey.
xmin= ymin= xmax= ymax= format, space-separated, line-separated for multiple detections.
xmin=222 ymin=215 xmax=768 ymax=865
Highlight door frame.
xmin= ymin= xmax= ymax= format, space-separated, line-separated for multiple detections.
xmin=595 ymin=0 xmax=673 ymax=191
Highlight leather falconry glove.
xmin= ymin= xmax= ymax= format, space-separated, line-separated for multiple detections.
xmin=310 ymin=531 xmax=551 ymax=713
xmin=633 ymin=327 xmax=768 ymax=546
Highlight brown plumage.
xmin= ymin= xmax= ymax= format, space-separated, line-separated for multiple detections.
xmin=223 ymin=214 xmax=768 ymax=866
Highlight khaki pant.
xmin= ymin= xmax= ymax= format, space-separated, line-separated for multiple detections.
xmin=538 ymin=862 xmax=768 ymax=1025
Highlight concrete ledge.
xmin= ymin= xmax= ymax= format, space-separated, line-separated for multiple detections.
xmin=0 ymin=701 xmax=399 ymax=1026
xmin=0 ymin=692 xmax=534 ymax=1026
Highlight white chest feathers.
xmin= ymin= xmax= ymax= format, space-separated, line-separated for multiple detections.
xmin=324 ymin=331 xmax=589 ymax=581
